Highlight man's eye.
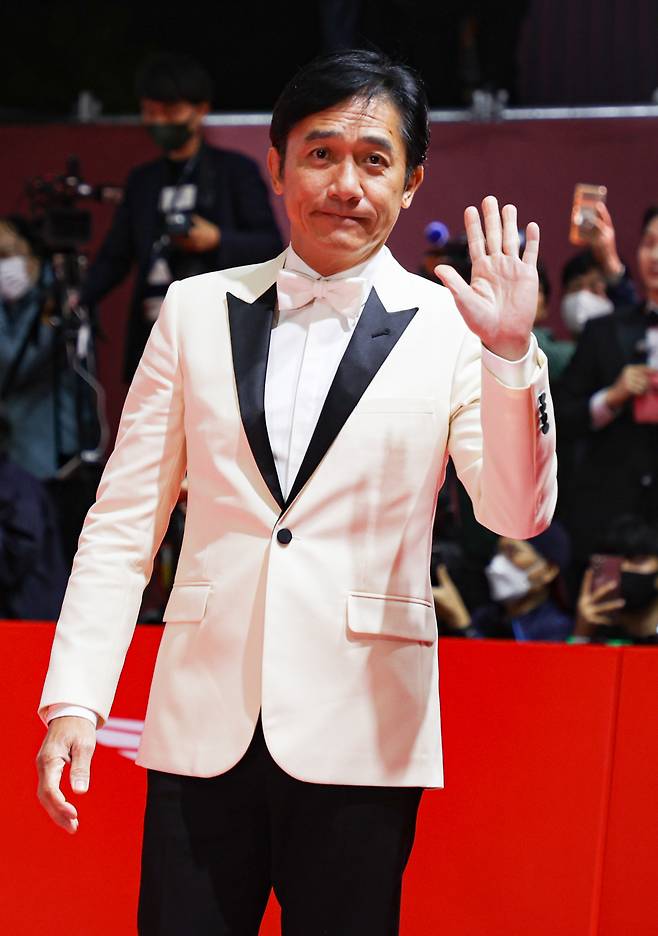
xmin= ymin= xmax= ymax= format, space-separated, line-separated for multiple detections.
xmin=367 ymin=154 xmax=385 ymax=166
xmin=312 ymin=147 xmax=329 ymax=159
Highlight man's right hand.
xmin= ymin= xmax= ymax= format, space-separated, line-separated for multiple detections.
xmin=36 ymin=716 xmax=96 ymax=834
xmin=606 ymin=364 xmax=655 ymax=408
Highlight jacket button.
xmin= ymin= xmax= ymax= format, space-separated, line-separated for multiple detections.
xmin=541 ymin=422 xmax=550 ymax=435
xmin=276 ymin=528 xmax=293 ymax=545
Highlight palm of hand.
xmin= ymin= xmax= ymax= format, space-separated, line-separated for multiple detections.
xmin=435 ymin=196 xmax=540 ymax=359
xmin=465 ymin=252 xmax=538 ymax=348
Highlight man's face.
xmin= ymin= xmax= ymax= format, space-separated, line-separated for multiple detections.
xmin=0 ymin=222 xmax=39 ymax=284
xmin=140 ymin=98 xmax=208 ymax=132
xmin=638 ymin=216 xmax=658 ymax=298
xmin=564 ymin=267 xmax=607 ymax=297
xmin=267 ymin=95 xmax=423 ymax=275
xmin=498 ymin=537 xmax=556 ymax=592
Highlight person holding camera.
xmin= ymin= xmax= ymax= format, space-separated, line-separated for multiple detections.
xmin=0 ymin=214 xmax=105 ymax=572
xmin=574 ymin=516 xmax=658 ymax=644
xmin=560 ymin=200 xmax=637 ymax=338
xmin=0 ymin=217 xmax=82 ymax=480
xmin=432 ymin=522 xmax=572 ymax=642
xmin=80 ymin=53 xmax=283 ymax=381
xmin=557 ymin=205 xmax=658 ymax=566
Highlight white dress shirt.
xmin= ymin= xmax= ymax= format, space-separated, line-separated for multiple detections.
xmin=265 ymin=245 xmax=385 ymax=499
xmin=47 ymin=243 xmax=538 ymax=728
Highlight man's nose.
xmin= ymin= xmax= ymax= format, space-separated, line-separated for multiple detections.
xmin=328 ymin=158 xmax=363 ymax=201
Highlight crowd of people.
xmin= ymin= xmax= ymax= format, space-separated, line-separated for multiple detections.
xmin=1 ymin=53 xmax=657 ymax=642
xmin=426 ymin=201 xmax=658 ymax=644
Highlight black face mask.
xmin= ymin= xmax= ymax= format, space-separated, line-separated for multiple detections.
xmin=620 ymin=571 xmax=658 ymax=611
xmin=147 ymin=122 xmax=194 ymax=153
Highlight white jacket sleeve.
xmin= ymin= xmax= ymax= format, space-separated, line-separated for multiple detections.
xmin=39 ymin=281 xmax=187 ymax=727
xmin=447 ymin=327 xmax=557 ymax=539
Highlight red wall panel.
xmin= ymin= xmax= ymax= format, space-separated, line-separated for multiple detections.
xmin=402 ymin=641 xmax=620 ymax=936
xmin=598 ymin=649 xmax=658 ymax=936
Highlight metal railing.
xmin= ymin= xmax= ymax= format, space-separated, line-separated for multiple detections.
xmin=6 ymin=98 xmax=658 ymax=127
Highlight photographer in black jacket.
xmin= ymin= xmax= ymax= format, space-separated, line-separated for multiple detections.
xmin=80 ymin=53 xmax=283 ymax=381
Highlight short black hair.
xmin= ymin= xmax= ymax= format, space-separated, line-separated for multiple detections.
xmin=135 ymin=53 xmax=214 ymax=105
xmin=600 ymin=515 xmax=658 ymax=558
xmin=270 ymin=49 xmax=429 ymax=183
xmin=561 ymin=249 xmax=602 ymax=289
xmin=641 ymin=205 xmax=658 ymax=235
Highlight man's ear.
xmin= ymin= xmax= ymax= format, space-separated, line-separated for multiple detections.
xmin=267 ymin=146 xmax=284 ymax=195
xmin=401 ymin=165 xmax=424 ymax=209
xmin=190 ymin=102 xmax=211 ymax=128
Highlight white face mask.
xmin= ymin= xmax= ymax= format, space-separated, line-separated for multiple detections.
xmin=485 ymin=553 xmax=539 ymax=603
xmin=561 ymin=289 xmax=614 ymax=334
xmin=0 ymin=256 xmax=32 ymax=302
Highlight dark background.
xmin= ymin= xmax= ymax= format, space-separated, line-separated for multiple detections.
xmin=1 ymin=0 xmax=657 ymax=118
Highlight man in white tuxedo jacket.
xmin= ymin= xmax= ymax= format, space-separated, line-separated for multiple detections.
xmin=37 ymin=50 xmax=557 ymax=935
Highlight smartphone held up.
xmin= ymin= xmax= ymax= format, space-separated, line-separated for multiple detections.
xmin=569 ymin=183 xmax=608 ymax=246
xmin=590 ymin=554 xmax=622 ymax=600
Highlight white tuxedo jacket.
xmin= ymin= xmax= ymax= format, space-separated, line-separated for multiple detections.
xmin=40 ymin=248 xmax=557 ymax=788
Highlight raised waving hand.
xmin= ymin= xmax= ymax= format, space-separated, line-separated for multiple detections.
xmin=435 ymin=195 xmax=539 ymax=361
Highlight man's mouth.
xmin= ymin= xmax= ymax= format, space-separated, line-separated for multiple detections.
xmin=317 ymin=210 xmax=367 ymax=222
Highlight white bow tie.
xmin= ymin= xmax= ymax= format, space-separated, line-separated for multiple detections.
xmin=276 ymin=268 xmax=367 ymax=321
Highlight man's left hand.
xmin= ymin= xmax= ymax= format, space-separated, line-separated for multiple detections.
xmin=435 ymin=195 xmax=539 ymax=361
xmin=174 ymin=214 xmax=221 ymax=253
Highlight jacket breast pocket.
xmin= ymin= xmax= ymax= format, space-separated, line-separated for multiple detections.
xmin=163 ymin=583 xmax=211 ymax=623
xmin=347 ymin=592 xmax=437 ymax=645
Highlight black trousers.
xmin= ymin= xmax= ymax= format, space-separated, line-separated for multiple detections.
xmin=138 ymin=719 xmax=422 ymax=935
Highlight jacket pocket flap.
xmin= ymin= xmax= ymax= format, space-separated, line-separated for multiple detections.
xmin=347 ymin=592 xmax=436 ymax=643
xmin=163 ymin=583 xmax=211 ymax=623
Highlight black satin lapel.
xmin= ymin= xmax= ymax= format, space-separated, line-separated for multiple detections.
xmin=284 ymin=288 xmax=418 ymax=508
xmin=227 ymin=284 xmax=284 ymax=508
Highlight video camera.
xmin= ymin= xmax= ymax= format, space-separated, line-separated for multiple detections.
xmin=19 ymin=157 xmax=118 ymax=469
xmin=164 ymin=210 xmax=194 ymax=238
xmin=25 ymin=156 xmax=122 ymax=253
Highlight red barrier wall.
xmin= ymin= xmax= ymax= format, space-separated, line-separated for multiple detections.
xmin=1 ymin=117 xmax=658 ymax=440
xmin=3 ymin=622 xmax=657 ymax=935
xmin=598 ymin=649 xmax=658 ymax=936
